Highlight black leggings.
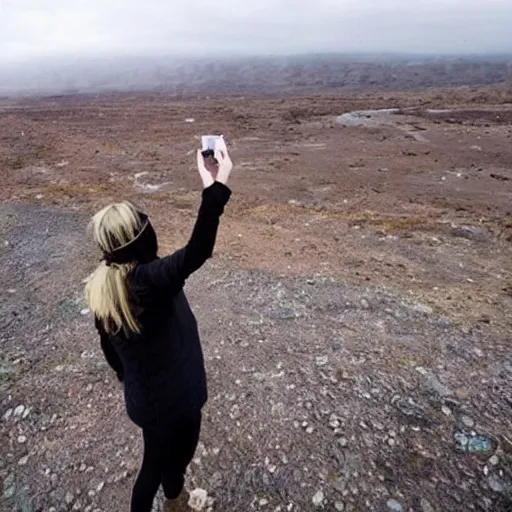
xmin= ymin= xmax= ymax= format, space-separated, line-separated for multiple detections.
xmin=130 ymin=411 xmax=202 ymax=512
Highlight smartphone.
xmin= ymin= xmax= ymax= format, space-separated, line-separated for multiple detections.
xmin=201 ymin=135 xmax=226 ymax=158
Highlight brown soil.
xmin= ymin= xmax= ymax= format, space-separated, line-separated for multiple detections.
xmin=1 ymin=88 xmax=512 ymax=511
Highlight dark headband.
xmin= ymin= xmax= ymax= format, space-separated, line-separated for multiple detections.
xmin=103 ymin=213 xmax=158 ymax=266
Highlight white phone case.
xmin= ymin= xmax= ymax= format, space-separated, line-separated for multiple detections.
xmin=201 ymin=135 xmax=226 ymax=152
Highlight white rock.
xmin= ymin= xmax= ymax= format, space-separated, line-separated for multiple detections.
xmin=18 ymin=455 xmax=29 ymax=465
xmin=316 ymin=356 xmax=328 ymax=366
xmin=488 ymin=475 xmax=505 ymax=493
xmin=420 ymin=498 xmax=435 ymax=512
xmin=412 ymin=303 xmax=433 ymax=315
xmin=387 ymin=499 xmax=403 ymax=512
xmin=306 ymin=426 xmax=314 ymax=434
xmin=17 ymin=435 xmax=27 ymax=444
xmin=22 ymin=408 xmax=30 ymax=419
xmin=489 ymin=455 xmax=499 ymax=466
xmin=2 ymin=408 xmax=13 ymax=421
xmin=338 ymin=437 xmax=348 ymax=447
xmin=65 ymin=492 xmax=74 ymax=504
xmin=312 ymin=490 xmax=324 ymax=507
xmin=80 ymin=308 xmax=90 ymax=316
xmin=188 ymin=488 xmax=209 ymax=511
xmin=13 ymin=405 xmax=25 ymax=417
xmin=441 ymin=406 xmax=451 ymax=416
xmin=461 ymin=416 xmax=474 ymax=428
xmin=259 ymin=498 xmax=269 ymax=506
xmin=329 ymin=414 xmax=340 ymax=429
xmin=335 ymin=503 xmax=345 ymax=511
xmin=96 ymin=481 xmax=105 ymax=492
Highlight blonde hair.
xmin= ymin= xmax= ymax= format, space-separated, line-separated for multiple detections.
xmin=85 ymin=201 xmax=143 ymax=334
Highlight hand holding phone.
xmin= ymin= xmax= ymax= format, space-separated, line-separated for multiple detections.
xmin=197 ymin=135 xmax=232 ymax=187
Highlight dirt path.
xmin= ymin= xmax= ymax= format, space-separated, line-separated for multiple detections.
xmin=1 ymin=90 xmax=512 ymax=511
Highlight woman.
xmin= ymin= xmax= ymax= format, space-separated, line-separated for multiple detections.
xmin=85 ymin=148 xmax=233 ymax=512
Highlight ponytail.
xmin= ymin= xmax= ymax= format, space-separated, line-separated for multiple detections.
xmin=85 ymin=261 xmax=140 ymax=335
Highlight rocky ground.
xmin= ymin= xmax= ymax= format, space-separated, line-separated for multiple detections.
xmin=1 ymin=88 xmax=512 ymax=511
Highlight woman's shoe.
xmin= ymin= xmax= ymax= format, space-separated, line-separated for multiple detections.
xmin=163 ymin=490 xmax=190 ymax=511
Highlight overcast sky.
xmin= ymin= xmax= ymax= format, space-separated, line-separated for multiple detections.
xmin=1 ymin=0 xmax=511 ymax=64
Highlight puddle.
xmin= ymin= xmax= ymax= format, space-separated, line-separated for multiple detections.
xmin=336 ymin=109 xmax=400 ymax=128
xmin=336 ymin=109 xmax=429 ymax=142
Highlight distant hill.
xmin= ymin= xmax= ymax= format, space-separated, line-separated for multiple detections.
xmin=1 ymin=54 xmax=511 ymax=96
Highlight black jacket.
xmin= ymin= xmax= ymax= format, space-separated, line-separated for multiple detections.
xmin=95 ymin=182 xmax=231 ymax=428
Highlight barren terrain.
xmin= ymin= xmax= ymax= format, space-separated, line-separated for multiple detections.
xmin=1 ymin=86 xmax=512 ymax=511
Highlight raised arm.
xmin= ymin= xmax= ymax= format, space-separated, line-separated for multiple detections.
xmin=133 ymin=148 xmax=233 ymax=292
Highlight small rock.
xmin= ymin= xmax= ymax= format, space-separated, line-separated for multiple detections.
xmin=79 ymin=463 xmax=87 ymax=472
xmin=421 ymin=373 xmax=453 ymax=398
xmin=22 ymin=408 xmax=30 ymax=419
xmin=18 ymin=456 xmax=29 ymax=466
xmin=450 ymin=226 xmax=491 ymax=242
xmin=306 ymin=426 xmax=314 ymax=434
xmin=80 ymin=308 xmax=90 ymax=316
xmin=360 ymin=298 xmax=370 ymax=309
xmin=453 ymin=432 xmax=469 ymax=450
xmin=312 ymin=490 xmax=324 ymax=507
xmin=411 ymin=303 xmax=433 ymax=315
xmin=467 ymin=436 xmax=493 ymax=453
xmin=17 ymin=435 xmax=27 ymax=444
xmin=268 ymin=308 xmax=296 ymax=320
xmin=420 ymin=498 xmax=435 ymax=512
xmin=338 ymin=437 xmax=348 ymax=448
xmin=386 ymin=499 xmax=404 ymax=512
xmin=455 ymin=388 xmax=469 ymax=400
xmin=2 ymin=474 xmax=15 ymax=499
xmin=315 ymin=356 xmax=328 ymax=367
xmin=441 ymin=406 xmax=452 ymax=416
xmin=13 ymin=405 xmax=25 ymax=417
xmin=460 ymin=416 xmax=474 ymax=428
xmin=259 ymin=498 xmax=269 ymax=506
xmin=72 ymin=500 xmax=83 ymax=510
xmin=2 ymin=409 xmax=13 ymax=421
xmin=489 ymin=455 xmax=499 ymax=466
xmin=329 ymin=414 xmax=340 ymax=429
xmin=188 ymin=488 xmax=208 ymax=511
xmin=335 ymin=503 xmax=345 ymax=511
xmin=65 ymin=492 xmax=74 ymax=505
xmin=488 ymin=475 xmax=505 ymax=493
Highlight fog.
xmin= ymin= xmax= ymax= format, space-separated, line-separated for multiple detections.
xmin=1 ymin=0 xmax=512 ymax=64
xmin=1 ymin=0 xmax=511 ymax=95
